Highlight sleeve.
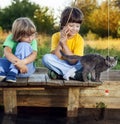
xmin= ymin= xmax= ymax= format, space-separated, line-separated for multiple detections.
xmin=31 ymin=39 xmax=38 ymax=51
xmin=3 ymin=34 xmax=16 ymax=49
xmin=73 ymin=36 xmax=84 ymax=56
xmin=51 ymin=32 xmax=60 ymax=51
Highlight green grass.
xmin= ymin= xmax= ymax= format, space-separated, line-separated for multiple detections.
xmin=35 ymin=46 xmax=50 ymax=67
xmin=0 ymin=44 xmax=119 ymax=70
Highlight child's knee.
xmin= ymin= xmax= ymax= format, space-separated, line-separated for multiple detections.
xmin=17 ymin=42 xmax=32 ymax=50
xmin=42 ymin=54 xmax=50 ymax=63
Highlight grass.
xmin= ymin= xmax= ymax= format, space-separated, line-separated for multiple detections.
xmin=0 ymin=33 xmax=120 ymax=69
xmin=85 ymin=38 xmax=120 ymax=51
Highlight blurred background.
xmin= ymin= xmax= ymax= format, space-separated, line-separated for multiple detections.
xmin=0 ymin=0 xmax=120 ymax=69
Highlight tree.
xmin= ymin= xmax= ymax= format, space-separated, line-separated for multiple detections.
xmin=33 ymin=7 xmax=55 ymax=34
xmin=87 ymin=0 xmax=120 ymax=37
xmin=75 ymin=0 xmax=98 ymax=35
xmin=0 ymin=0 xmax=55 ymax=34
xmin=114 ymin=0 xmax=120 ymax=8
xmin=76 ymin=0 xmax=120 ymax=37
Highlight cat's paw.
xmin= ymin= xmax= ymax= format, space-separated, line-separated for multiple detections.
xmin=94 ymin=79 xmax=103 ymax=83
xmin=83 ymin=79 xmax=89 ymax=83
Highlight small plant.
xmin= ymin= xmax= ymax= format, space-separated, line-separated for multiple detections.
xmin=96 ymin=102 xmax=107 ymax=120
xmin=96 ymin=102 xmax=107 ymax=108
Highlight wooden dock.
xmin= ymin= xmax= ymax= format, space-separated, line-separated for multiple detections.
xmin=0 ymin=67 xmax=120 ymax=117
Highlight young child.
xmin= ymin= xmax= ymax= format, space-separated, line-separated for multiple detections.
xmin=42 ymin=7 xmax=84 ymax=80
xmin=0 ymin=17 xmax=37 ymax=83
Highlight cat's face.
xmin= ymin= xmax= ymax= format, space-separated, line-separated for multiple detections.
xmin=105 ymin=56 xmax=117 ymax=68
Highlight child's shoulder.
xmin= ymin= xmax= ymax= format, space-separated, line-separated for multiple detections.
xmin=52 ymin=32 xmax=60 ymax=38
xmin=76 ymin=33 xmax=84 ymax=39
xmin=53 ymin=32 xmax=60 ymax=36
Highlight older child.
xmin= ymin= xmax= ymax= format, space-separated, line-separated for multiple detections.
xmin=0 ymin=17 xmax=37 ymax=83
xmin=42 ymin=7 xmax=84 ymax=80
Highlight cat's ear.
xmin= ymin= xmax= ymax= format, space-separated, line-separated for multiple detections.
xmin=114 ymin=56 xmax=118 ymax=60
xmin=106 ymin=56 xmax=110 ymax=60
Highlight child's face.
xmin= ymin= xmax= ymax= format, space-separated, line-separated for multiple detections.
xmin=20 ymin=33 xmax=36 ymax=43
xmin=66 ymin=22 xmax=80 ymax=37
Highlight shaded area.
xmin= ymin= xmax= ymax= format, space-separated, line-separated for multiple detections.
xmin=0 ymin=107 xmax=120 ymax=124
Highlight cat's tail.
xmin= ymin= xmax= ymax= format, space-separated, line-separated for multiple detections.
xmin=60 ymin=50 xmax=81 ymax=60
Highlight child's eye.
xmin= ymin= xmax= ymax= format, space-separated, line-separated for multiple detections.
xmin=77 ymin=25 xmax=80 ymax=28
xmin=69 ymin=24 xmax=74 ymax=27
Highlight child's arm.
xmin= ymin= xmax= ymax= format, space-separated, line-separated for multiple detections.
xmin=60 ymin=26 xmax=78 ymax=64
xmin=4 ymin=46 xmax=28 ymax=73
xmin=51 ymin=26 xmax=73 ymax=58
xmin=14 ymin=51 xmax=37 ymax=73
xmin=21 ymin=51 xmax=37 ymax=65
xmin=4 ymin=46 xmax=21 ymax=64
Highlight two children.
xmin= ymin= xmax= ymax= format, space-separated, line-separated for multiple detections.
xmin=0 ymin=6 xmax=84 ymax=82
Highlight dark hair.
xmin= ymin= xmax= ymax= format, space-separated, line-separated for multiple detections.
xmin=60 ymin=7 xmax=84 ymax=30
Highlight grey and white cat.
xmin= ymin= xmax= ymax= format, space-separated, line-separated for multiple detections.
xmin=60 ymin=50 xmax=117 ymax=82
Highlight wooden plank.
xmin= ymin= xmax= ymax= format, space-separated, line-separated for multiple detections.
xmin=11 ymin=87 xmax=45 ymax=91
xmin=79 ymin=96 xmax=120 ymax=108
xmin=3 ymin=88 xmax=17 ymax=114
xmin=0 ymin=88 xmax=3 ymax=90
xmin=80 ymin=82 xmax=120 ymax=97
xmin=17 ymin=95 xmax=67 ymax=107
xmin=67 ymin=87 xmax=80 ymax=117
xmin=64 ymin=80 xmax=102 ymax=87
xmin=47 ymin=79 xmax=64 ymax=86
xmin=80 ymin=88 xmax=120 ymax=97
xmin=0 ymin=82 xmax=8 ymax=87
xmin=17 ymin=88 xmax=67 ymax=95
xmin=101 ymin=70 xmax=120 ymax=81
xmin=64 ymin=80 xmax=83 ymax=86
xmin=28 ymin=73 xmax=47 ymax=85
xmin=90 ymin=81 xmax=120 ymax=90
xmin=0 ymin=91 xmax=3 ymax=105
xmin=0 ymin=69 xmax=119 ymax=87
xmin=17 ymin=88 xmax=68 ymax=107
xmin=0 ymin=78 xmax=28 ymax=87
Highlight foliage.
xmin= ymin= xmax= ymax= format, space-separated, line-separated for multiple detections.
xmin=76 ymin=0 xmax=97 ymax=35
xmin=114 ymin=0 xmax=120 ymax=8
xmin=0 ymin=0 xmax=120 ymax=38
xmin=0 ymin=0 xmax=55 ymax=34
xmin=0 ymin=0 xmax=39 ymax=30
xmin=96 ymin=102 xmax=107 ymax=108
xmin=35 ymin=44 xmax=50 ymax=67
xmin=84 ymin=30 xmax=99 ymax=40
xmin=33 ymin=7 xmax=55 ymax=34
xmin=77 ymin=0 xmax=120 ymax=38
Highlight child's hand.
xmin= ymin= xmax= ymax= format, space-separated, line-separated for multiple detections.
xmin=60 ymin=25 xmax=70 ymax=43
xmin=14 ymin=60 xmax=28 ymax=73
xmin=19 ymin=65 xmax=28 ymax=74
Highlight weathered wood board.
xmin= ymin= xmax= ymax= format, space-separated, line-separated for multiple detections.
xmin=0 ymin=68 xmax=120 ymax=117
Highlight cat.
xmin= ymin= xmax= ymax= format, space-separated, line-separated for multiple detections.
xmin=60 ymin=50 xmax=117 ymax=82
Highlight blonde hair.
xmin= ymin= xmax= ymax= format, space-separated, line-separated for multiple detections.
xmin=12 ymin=17 xmax=36 ymax=41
